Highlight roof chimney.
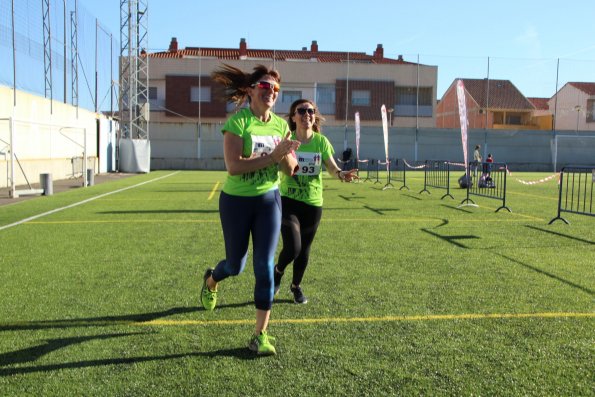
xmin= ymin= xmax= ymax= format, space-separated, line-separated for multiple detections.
xmin=397 ymin=54 xmax=404 ymax=62
xmin=239 ymin=38 xmax=247 ymax=60
xmin=310 ymin=40 xmax=318 ymax=54
xmin=168 ymin=37 xmax=178 ymax=52
xmin=374 ymin=44 xmax=384 ymax=59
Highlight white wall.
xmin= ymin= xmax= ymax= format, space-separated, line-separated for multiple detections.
xmin=150 ymin=122 xmax=595 ymax=172
xmin=0 ymin=86 xmax=109 ymax=188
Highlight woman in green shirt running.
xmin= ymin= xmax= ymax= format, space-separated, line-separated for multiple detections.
xmin=201 ymin=64 xmax=300 ymax=355
xmin=274 ymin=99 xmax=358 ymax=304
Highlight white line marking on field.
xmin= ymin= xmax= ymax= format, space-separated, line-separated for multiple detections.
xmin=0 ymin=172 xmax=179 ymax=232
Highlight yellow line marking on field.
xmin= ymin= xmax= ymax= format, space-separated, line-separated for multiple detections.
xmin=25 ymin=219 xmax=219 ymax=224
xmin=137 ymin=312 xmax=594 ymax=327
xmin=25 ymin=217 xmax=543 ymax=225
xmin=208 ymin=182 xmax=220 ymax=201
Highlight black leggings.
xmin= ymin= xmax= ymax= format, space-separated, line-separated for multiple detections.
xmin=277 ymin=196 xmax=323 ymax=286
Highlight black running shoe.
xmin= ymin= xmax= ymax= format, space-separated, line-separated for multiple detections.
xmin=290 ymin=285 xmax=308 ymax=304
xmin=273 ymin=266 xmax=283 ymax=296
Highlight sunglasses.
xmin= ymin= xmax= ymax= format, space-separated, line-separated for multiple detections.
xmin=252 ymin=81 xmax=280 ymax=92
xmin=296 ymin=108 xmax=315 ymax=116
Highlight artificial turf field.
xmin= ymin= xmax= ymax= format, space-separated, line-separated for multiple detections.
xmin=0 ymin=170 xmax=593 ymax=396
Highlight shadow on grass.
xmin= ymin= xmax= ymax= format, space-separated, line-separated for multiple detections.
xmin=0 ymin=307 xmax=200 ymax=332
xmin=0 ymin=332 xmax=147 ymax=367
xmin=0 ymin=347 xmax=259 ymax=376
xmin=421 ymin=228 xmax=479 ymax=248
xmin=97 ymin=210 xmax=219 ymax=215
xmin=362 ymin=205 xmax=400 ymax=215
xmin=402 ymin=194 xmax=423 ymax=201
xmin=440 ymin=204 xmax=474 ymax=213
xmin=525 ymin=225 xmax=595 ymax=245
xmin=337 ymin=194 xmax=366 ymax=201
xmin=495 ymin=252 xmax=594 ymax=296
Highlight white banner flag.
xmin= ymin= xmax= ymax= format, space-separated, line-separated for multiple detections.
xmin=381 ymin=104 xmax=389 ymax=160
xmin=355 ymin=112 xmax=360 ymax=161
xmin=456 ymin=80 xmax=469 ymax=173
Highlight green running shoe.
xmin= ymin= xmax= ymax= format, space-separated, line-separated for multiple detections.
xmin=248 ymin=331 xmax=276 ymax=356
xmin=201 ymin=268 xmax=217 ymax=311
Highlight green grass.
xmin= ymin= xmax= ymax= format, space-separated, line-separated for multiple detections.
xmin=0 ymin=170 xmax=593 ymax=396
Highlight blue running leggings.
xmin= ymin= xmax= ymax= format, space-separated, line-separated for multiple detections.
xmin=212 ymin=189 xmax=281 ymax=311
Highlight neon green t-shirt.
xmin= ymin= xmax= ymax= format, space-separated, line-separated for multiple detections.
xmin=280 ymin=132 xmax=334 ymax=207
xmin=221 ymin=107 xmax=289 ymax=197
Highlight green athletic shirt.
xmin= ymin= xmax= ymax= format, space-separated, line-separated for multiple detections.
xmin=221 ymin=107 xmax=289 ymax=197
xmin=280 ymin=132 xmax=335 ymax=207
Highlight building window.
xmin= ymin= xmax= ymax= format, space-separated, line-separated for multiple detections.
xmin=282 ymin=90 xmax=302 ymax=104
xmin=352 ymin=90 xmax=370 ymax=106
xmin=190 ymin=86 xmax=211 ymax=102
xmin=395 ymin=87 xmax=433 ymax=117
xmin=316 ymin=84 xmax=335 ymax=115
xmin=149 ymin=87 xmax=158 ymax=100
xmin=587 ymin=99 xmax=595 ymax=122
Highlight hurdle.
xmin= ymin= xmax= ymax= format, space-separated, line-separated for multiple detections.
xmin=460 ymin=162 xmax=511 ymax=212
xmin=549 ymin=166 xmax=594 ymax=224
xmin=419 ymin=160 xmax=454 ymax=199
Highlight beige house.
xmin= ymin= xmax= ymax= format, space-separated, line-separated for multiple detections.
xmin=549 ymin=82 xmax=595 ymax=131
xmin=146 ymin=38 xmax=438 ymax=128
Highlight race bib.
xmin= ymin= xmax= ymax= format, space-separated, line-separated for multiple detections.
xmin=295 ymin=152 xmax=322 ymax=176
xmin=251 ymin=135 xmax=280 ymax=157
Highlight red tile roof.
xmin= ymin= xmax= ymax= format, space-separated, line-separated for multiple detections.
xmin=568 ymin=82 xmax=595 ymax=95
xmin=148 ymin=47 xmax=412 ymax=65
xmin=527 ymin=97 xmax=550 ymax=110
xmin=461 ymin=78 xmax=535 ymax=110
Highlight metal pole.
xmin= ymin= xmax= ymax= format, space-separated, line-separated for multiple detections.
xmin=11 ymin=0 xmax=16 ymax=106
xmin=415 ymin=54 xmax=419 ymax=161
xmin=83 ymin=128 xmax=88 ymax=187
xmin=9 ymin=117 xmax=16 ymax=198
xmin=95 ymin=18 xmax=98 ymax=113
xmin=344 ymin=52 xmax=350 ymax=150
xmin=63 ymin=0 xmax=67 ymax=103
xmin=110 ymin=33 xmax=113 ymax=115
xmin=485 ymin=57 xmax=490 ymax=130
xmin=553 ymin=58 xmax=560 ymax=172
xmin=198 ymin=49 xmax=202 ymax=159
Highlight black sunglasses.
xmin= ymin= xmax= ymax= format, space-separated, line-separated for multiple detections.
xmin=296 ymin=108 xmax=315 ymax=116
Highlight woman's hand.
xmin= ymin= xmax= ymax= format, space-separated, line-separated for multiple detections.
xmin=271 ymin=131 xmax=300 ymax=163
xmin=336 ymin=169 xmax=359 ymax=182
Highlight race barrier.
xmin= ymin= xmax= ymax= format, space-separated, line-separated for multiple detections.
xmin=460 ymin=161 xmax=511 ymax=212
xmin=390 ymin=158 xmax=409 ymax=190
xmin=356 ymin=159 xmax=370 ymax=181
xmin=378 ymin=159 xmax=393 ymax=190
xmin=419 ymin=160 xmax=456 ymax=199
xmin=549 ymin=166 xmax=594 ymax=224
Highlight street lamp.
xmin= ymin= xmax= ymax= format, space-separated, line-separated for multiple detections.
xmin=387 ymin=108 xmax=394 ymax=126
xmin=574 ymin=105 xmax=582 ymax=132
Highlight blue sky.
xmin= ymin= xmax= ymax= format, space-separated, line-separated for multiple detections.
xmin=80 ymin=0 xmax=595 ymax=98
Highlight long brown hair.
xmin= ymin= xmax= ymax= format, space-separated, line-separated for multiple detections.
xmin=287 ymin=99 xmax=324 ymax=133
xmin=211 ymin=63 xmax=281 ymax=106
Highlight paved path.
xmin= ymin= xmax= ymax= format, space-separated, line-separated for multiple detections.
xmin=0 ymin=173 xmax=137 ymax=207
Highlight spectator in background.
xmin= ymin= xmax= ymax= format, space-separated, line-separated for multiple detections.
xmin=473 ymin=144 xmax=482 ymax=180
